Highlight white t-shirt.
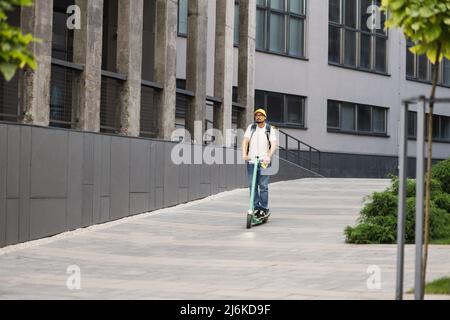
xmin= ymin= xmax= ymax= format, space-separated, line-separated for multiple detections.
xmin=244 ymin=124 xmax=277 ymax=162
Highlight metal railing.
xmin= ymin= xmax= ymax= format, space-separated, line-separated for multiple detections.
xmin=277 ymin=129 xmax=321 ymax=173
xmin=203 ymin=119 xmax=321 ymax=173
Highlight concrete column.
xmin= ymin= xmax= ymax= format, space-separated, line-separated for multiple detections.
xmin=214 ymin=0 xmax=234 ymax=146
xmin=186 ymin=0 xmax=208 ymax=144
xmin=154 ymin=0 xmax=177 ymax=140
xmin=73 ymin=0 xmax=103 ymax=132
xmin=116 ymin=0 xmax=144 ymax=136
xmin=20 ymin=0 xmax=54 ymax=126
xmin=237 ymin=0 xmax=256 ymax=130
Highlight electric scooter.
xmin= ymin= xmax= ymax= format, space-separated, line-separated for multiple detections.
xmin=246 ymin=156 xmax=270 ymax=229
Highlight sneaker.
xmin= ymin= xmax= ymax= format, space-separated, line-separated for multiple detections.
xmin=260 ymin=208 xmax=270 ymax=218
xmin=254 ymin=209 xmax=263 ymax=218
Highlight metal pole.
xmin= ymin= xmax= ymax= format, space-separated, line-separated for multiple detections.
xmin=414 ymin=98 xmax=426 ymax=300
xmin=396 ymin=103 xmax=408 ymax=300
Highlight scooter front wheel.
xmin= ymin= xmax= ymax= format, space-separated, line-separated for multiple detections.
xmin=246 ymin=213 xmax=252 ymax=229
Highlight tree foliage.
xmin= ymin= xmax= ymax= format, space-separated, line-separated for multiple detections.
xmin=381 ymin=0 xmax=450 ymax=63
xmin=0 ymin=0 xmax=37 ymax=81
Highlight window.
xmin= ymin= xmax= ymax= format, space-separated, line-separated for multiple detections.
xmin=100 ymin=0 xmax=121 ymax=133
xmin=444 ymin=58 xmax=450 ymax=86
xmin=406 ymin=41 xmax=450 ymax=87
xmin=142 ymin=0 xmax=156 ymax=81
xmin=52 ymin=0 xmax=74 ymax=61
xmin=327 ymin=100 xmax=388 ymax=135
xmin=328 ymin=0 xmax=388 ymax=73
xmin=140 ymin=0 xmax=157 ymax=138
xmin=256 ymin=0 xmax=306 ymax=58
xmin=255 ymin=90 xmax=306 ymax=127
xmin=178 ymin=0 xmax=188 ymax=36
xmin=102 ymin=0 xmax=118 ymax=72
xmin=234 ymin=1 xmax=240 ymax=45
xmin=50 ymin=0 xmax=76 ymax=129
xmin=408 ymin=111 xmax=450 ymax=142
xmin=0 ymin=6 xmax=20 ymax=122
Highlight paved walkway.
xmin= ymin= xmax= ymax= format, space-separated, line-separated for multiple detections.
xmin=0 ymin=178 xmax=449 ymax=300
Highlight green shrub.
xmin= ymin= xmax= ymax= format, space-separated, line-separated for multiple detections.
xmin=345 ymin=223 xmax=396 ymax=244
xmin=389 ymin=177 xmax=416 ymax=197
xmin=360 ymin=191 xmax=397 ymax=219
xmin=389 ymin=177 xmax=443 ymax=199
xmin=345 ymin=158 xmax=450 ymax=245
xmin=432 ymin=159 xmax=450 ymax=194
xmin=429 ymin=203 xmax=450 ymax=240
xmin=345 ymin=197 xmax=450 ymax=244
xmin=433 ymin=192 xmax=450 ymax=213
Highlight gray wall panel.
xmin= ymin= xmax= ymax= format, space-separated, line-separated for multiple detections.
xmin=100 ymin=197 xmax=110 ymax=222
xmin=219 ymin=164 xmax=227 ymax=188
xmin=154 ymin=142 xmax=165 ymax=188
xmin=130 ymin=140 xmax=150 ymax=193
xmin=178 ymin=187 xmax=188 ymax=204
xmin=200 ymin=184 xmax=210 ymax=198
xmin=67 ymin=132 xmax=83 ymax=231
xmin=201 ymin=164 xmax=210 ymax=184
xmin=0 ymin=124 xmax=7 ymax=247
xmin=30 ymin=128 xmax=68 ymax=198
xmin=82 ymin=185 xmax=93 ymax=227
xmin=83 ymin=134 xmax=94 ymax=185
xmin=6 ymin=126 xmax=20 ymax=198
xmin=130 ymin=193 xmax=149 ymax=215
xmin=210 ymin=163 xmax=219 ymax=195
xmin=19 ymin=126 xmax=31 ymax=242
xmin=100 ymin=136 xmax=111 ymax=197
xmin=110 ymin=138 xmax=130 ymax=220
xmin=188 ymin=164 xmax=200 ymax=201
xmin=1 ymin=123 xmax=271 ymax=248
xmin=164 ymin=143 xmax=179 ymax=207
xmin=6 ymin=199 xmax=19 ymax=246
xmin=155 ymin=187 xmax=163 ymax=210
xmin=148 ymin=142 xmax=156 ymax=211
xmin=30 ymin=198 xmax=66 ymax=240
xmin=92 ymin=135 xmax=102 ymax=224
xmin=178 ymin=160 xmax=189 ymax=189
xmin=226 ymin=165 xmax=235 ymax=190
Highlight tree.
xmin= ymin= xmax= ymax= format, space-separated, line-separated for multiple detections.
xmin=0 ymin=0 xmax=37 ymax=81
xmin=381 ymin=0 xmax=450 ymax=299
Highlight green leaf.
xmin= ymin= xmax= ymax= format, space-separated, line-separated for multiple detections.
xmin=424 ymin=25 xmax=442 ymax=42
xmin=426 ymin=47 xmax=437 ymax=64
xmin=0 ymin=62 xmax=17 ymax=81
xmin=390 ymin=0 xmax=406 ymax=11
xmin=419 ymin=7 xmax=434 ymax=18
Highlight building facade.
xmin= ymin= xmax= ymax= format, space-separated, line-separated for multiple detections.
xmin=0 ymin=0 xmax=449 ymax=177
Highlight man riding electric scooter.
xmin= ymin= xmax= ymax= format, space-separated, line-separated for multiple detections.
xmin=242 ymin=109 xmax=277 ymax=221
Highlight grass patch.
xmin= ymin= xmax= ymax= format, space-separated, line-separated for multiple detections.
xmin=431 ymin=237 xmax=450 ymax=245
xmin=408 ymin=277 xmax=450 ymax=295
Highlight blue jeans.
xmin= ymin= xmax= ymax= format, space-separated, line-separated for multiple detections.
xmin=247 ymin=163 xmax=270 ymax=211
